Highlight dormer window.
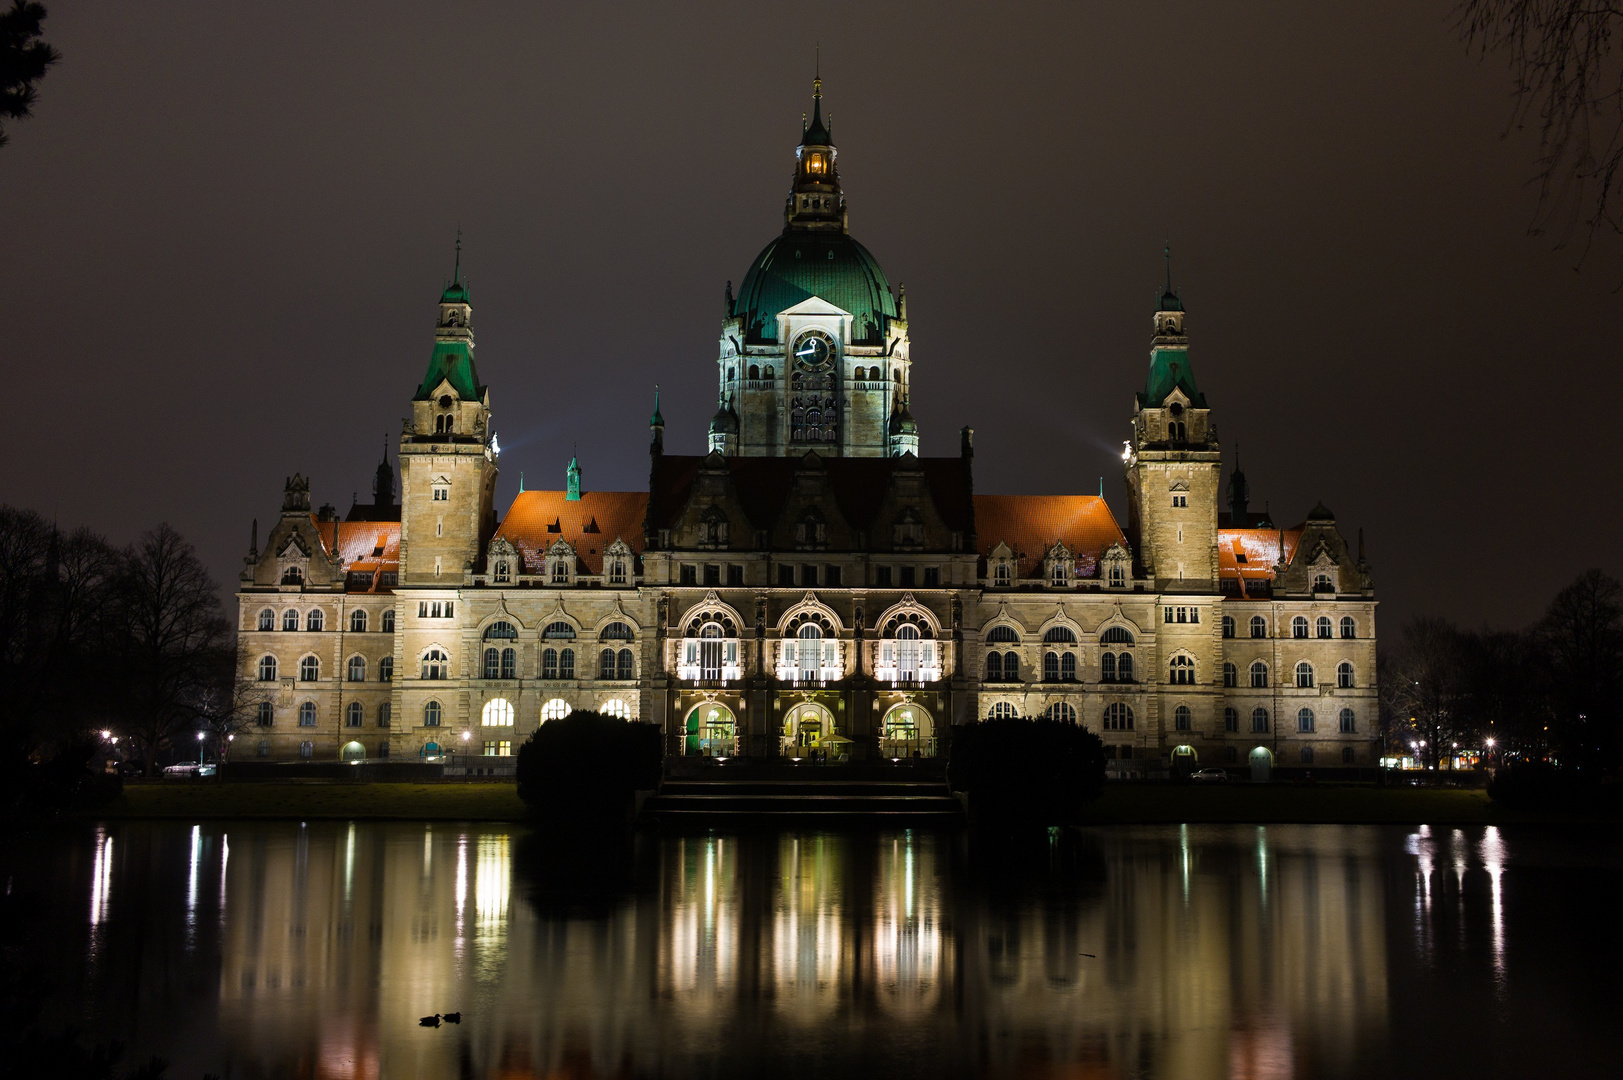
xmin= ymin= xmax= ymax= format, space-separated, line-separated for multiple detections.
xmin=893 ymin=508 xmax=922 ymax=547
xmin=492 ymin=560 xmax=511 ymax=583
xmin=993 ymin=564 xmax=1011 ymax=587
xmin=794 ymin=510 xmax=827 ymax=550
xmin=1108 ymin=563 xmax=1126 ymax=588
xmin=699 ymin=507 xmax=730 ymax=548
xmin=434 ymin=414 xmax=455 ymax=435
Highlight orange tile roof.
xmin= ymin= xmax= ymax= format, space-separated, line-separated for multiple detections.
xmin=1218 ymin=528 xmax=1302 ymax=597
xmin=309 ymin=517 xmax=400 ymax=592
xmin=973 ymin=495 xmax=1126 ymax=580
xmin=494 ymin=490 xmax=648 ymax=574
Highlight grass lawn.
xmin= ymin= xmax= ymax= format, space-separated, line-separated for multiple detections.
xmin=102 ymin=781 xmax=530 ymax=822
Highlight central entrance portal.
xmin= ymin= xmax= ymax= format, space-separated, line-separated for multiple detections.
xmin=685 ymin=703 xmax=738 ymax=756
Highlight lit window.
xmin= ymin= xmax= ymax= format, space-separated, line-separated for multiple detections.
xmin=1169 ymin=655 xmax=1195 ymax=685
xmin=421 ymin=648 xmax=448 ymax=680
xmin=541 ymin=698 xmax=571 ymax=722
xmin=481 ymin=698 xmax=515 ymax=727
xmin=601 ymin=699 xmax=631 ymax=719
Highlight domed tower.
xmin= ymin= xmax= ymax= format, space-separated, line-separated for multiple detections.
xmin=718 ymin=75 xmax=912 ymax=457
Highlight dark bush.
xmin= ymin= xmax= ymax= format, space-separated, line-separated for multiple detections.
xmin=514 ymin=710 xmax=662 ymax=822
xmin=946 ymin=718 xmax=1108 ymax=825
xmin=1487 ymin=760 xmax=1599 ymax=811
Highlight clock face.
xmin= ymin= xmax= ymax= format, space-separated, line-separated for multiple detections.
xmin=794 ymin=334 xmax=832 ymax=367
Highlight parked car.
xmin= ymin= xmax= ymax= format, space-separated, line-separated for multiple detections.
xmin=1190 ymin=768 xmax=1230 ymax=783
xmin=162 ymin=761 xmax=217 ymax=779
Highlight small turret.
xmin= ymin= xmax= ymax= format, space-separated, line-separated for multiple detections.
xmin=1227 ymin=445 xmax=1250 ymax=527
xmin=649 ymin=384 xmax=664 ymax=455
xmin=887 ymin=393 xmax=919 ymax=457
xmin=566 ymin=453 xmax=582 ymax=501
xmin=708 ymin=392 xmax=739 ymax=455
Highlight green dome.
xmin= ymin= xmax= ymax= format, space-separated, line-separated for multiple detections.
xmin=733 ymin=230 xmax=898 ymax=344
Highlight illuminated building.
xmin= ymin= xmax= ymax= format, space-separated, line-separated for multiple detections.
xmin=234 ymin=78 xmax=1377 ymax=776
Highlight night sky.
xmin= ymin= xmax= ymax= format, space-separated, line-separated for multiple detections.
xmin=4 ymin=2 xmax=1619 ymax=632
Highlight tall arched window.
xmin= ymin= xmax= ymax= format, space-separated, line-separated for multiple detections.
xmin=421 ymin=648 xmax=448 ymax=680
xmin=542 ymin=648 xmax=559 ymax=678
xmin=299 ymin=655 xmax=320 ymax=681
xmin=1250 ymin=661 xmax=1269 ymax=688
xmin=346 ymin=655 xmax=366 ymax=682
xmin=1297 ymin=707 xmax=1315 ymax=733
xmin=1223 ymin=662 xmax=1238 ymax=688
xmin=797 ymin=623 xmax=822 ymax=682
xmin=378 ymin=657 xmax=393 ymax=682
xmin=1169 ymin=655 xmax=1195 ymax=685
xmin=1295 ymin=661 xmax=1315 ymax=688
xmin=600 ymin=648 xmax=617 ymax=679
xmin=1118 ymin=653 xmax=1134 ymax=683
xmin=1175 ymin=705 xmax=1192 ymax=731
xmin=986 ymin=651 xmax=1004 ymax=682
xmin=895 ymin=624 xmax=922 ymax=682
xmin=1222 ymin=615 xmax=1235 ymax=639
xmin=256 ymin=655 xmax=277 ymax=682
xmin=1337 ymin=661 xmax=1354 ymax=688
xmin=346 ymin=701 xmax=364 ymax=728
xmin=423 ymin=700 xmax=442 ymax=726
xmin=483 ymin=648 xmax=501 ymax=679
xmin=1101 ymin=652 xmax=1116 ymax=682
xmin=1251 ymin=707 xmax=1270 ymax=733
xmin=307 ymin=610 xmax=324 ymax=632
xmin=989 ymin=701 xmax=1018 ymax=719
xmin=350 ymin=609 xmax=368 ymax=633
xmin=257 ymin=608 xmax=275 ymax=631
xmin=381 ymin=609 xmax=395 ymax=633
xmin=617 ymin=648 xmax=634 ymax=680
xmin=1292 ymin=616 xmax=1309 ymax=639
xmin=1060 ymin=652 xmax=1076 ymax=681
xmin=541 ymin=698 xmax=571 ymax=722
xmin=298 ymin=701 xmax=317 ymax=727
xmin=1250 ymin=615 xmax=1267 ymax=639
xmin=282 ymin=609 xmax=300 ymax=632
xmin=1104 ymin=703 xmax=1134 ymax=730
xmin=1339 ymin=707 xmax=1356 ymax=733
xmin=1340 ymin=616 xmax=1356 ymax=639
xmin=257 ymin=701 xmax=274 ymax=727
xmin=700 ymin=623 xmax=725 ymax=680
xmin=1043 ymin=651 xmax=1060 ymax=681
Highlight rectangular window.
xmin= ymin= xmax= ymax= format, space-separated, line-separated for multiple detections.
xmin=923 ymin=566 xmax=940 ymax=587
xmin=498 ymin=740 xmax=512 ymax=757
xmin=1189 ymin=607 xmax=1199 ymax=624
xmin=378 ymin=703 xmax=391 ymax=727
xmin=900 ymin=566 xmax=916 ymax=587
xmin=778 ymin=564 xmax=795 ymax=587
xmin=727 ymin=564 xmax=744 ymax=586
xmin=679 ymin=564 xmax=697 ymax=586
xmin=483 ymin=741 xmax=496 ymax=756
xmin=875 ymin=565 xmax=893 ymax=587
xmin=1164 ymin=607 xmax=1174 ymax=623
xmin=825 ymin=565 xmax=841 ymax=587
xmin=432 ymin=487 xmax=448 ymax=502
xmin=801 ymin=564 xmax=818 ymax=587
xmin=704 ymin=564 xmax=721 ymax=586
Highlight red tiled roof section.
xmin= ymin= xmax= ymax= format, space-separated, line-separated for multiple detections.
xmin=309 ymin=518 xmax=400 ymax=592
xmin=494 ymin=490 xmax=649 ymax=574
xmin=1218 ymin=528 xmax=1303 ymax=596
xmin=973 ymin=495 xmax=1125 ymax=579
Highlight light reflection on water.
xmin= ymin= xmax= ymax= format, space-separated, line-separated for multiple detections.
xmin=13 ymin=820 xmax=1622 ymax=1079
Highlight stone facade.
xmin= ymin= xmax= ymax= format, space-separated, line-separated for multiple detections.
xmin=234 ymin=83 xmax=1378 ymax=776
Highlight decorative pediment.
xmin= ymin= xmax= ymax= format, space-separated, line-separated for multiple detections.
xmin=1168 ymin=479 xmax=1190 ymax=492
xmin=545 ymin=538 xmax=576 ymax=559
xmin=678 ymin=592 xmax=746 ymax=636
xmin=780 ymin=296 xmax=852 ymax=319
xmin=777 ymin=592 xmax=843 ymax=634
xmin=875 ymin=594 xmax=943 ymax=638
xmin=604 ymin=537 xmax=633 ymax=557
xmin=989 ymin=540 xmax=1014 ymax=559
xmin=277 ymin=533 xmax=310 ymax=559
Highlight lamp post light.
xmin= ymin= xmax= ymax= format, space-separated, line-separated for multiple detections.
xmin=197 ymin=730 xmax=206 ymax=763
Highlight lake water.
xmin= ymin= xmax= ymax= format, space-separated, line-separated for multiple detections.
xmin=5 ymin=820 xmax=1619 ymax=1079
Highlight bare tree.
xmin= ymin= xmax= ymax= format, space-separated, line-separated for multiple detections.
xmin=0 ymin=0 xmax=59 ymax=149
xmin=1384 ymin=616 xmax=1474 ymax=768
xmin=109 ymin=524 xmax=229 ymax=773
xmin=1536 ymin=568 xmax=1623 ymax=769
xmin=1460 ymin=1 xmax=1623 ymax=258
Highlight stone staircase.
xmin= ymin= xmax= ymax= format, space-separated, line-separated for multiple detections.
xmin=643 ymin=776 xmax=963 ymax=820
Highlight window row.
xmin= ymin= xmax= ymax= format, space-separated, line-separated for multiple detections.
xmin=1226 ymin=659 xmax=1357 ymax=689
xmin=1222 ymin=614 xmax=1359 ymax=639
xmin=255 ymin=608 xmax=396 ymax=633
xmin=982 ymin=701 xmax=1359 ymax=736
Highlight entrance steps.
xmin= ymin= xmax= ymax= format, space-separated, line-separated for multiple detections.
xmin=644 ymin=777 xmax=963 ymax=820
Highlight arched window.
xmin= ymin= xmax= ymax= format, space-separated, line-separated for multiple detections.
xmin=600 ymin=621 xmax=635 ymax=642
xmin=1042 ymin=626 xmax=1078 ymax=644
xmin=601 ymin=699 xmax=631 ymax=719
xmin=1223 ymin=661 xmax=1238 ymax=688
xmin=617 ymin=648 xmax=634 ymax=680
xmin=1222 ymin=615 xmax=1235 ymax=639
xmin=797 ymin=623 xmax=822 ymax=681
xmin=484 ymin=620 xmax=517 ymax=641
xmin=299 ymin=702 xmax=317 ymax=727
xmin=1101 ymin=651 xmax=1116 ymax=682
xmin=1100 ymin=626 xmax=1134 ymax=645
xmin=541 ymin=699 xmax=571 ymax=722
xmin=763 ymin=364 xmax=774 ymax=379
xmin=299 ymin=655 xmax=320 ymax=681
xmin=501 ymin=648 xmax=516 ymax=679
xmin=1043 ymin=651 xmax=1060 ymax=682
xmin=281 ymin=566 xmax=304 ymax=585
xmin=1104 ymin=703 xmax=1134 ymax=730
xmin=543 ymin=621 xmax=576 ymax=641
xmin=256 ymin=701 xmax=274 ymax=727
xmin=378 ymin=702 xmax=391 ymax=727
xmin=1001 ymin=651 xmax=1018 ymax=680
xmin=986 ymin=625 xmax=1020 ymax=643
xmin=492 ymin=560 xmax=510 ymax=583
xmin=1340 ymin=616 xmax=1356 ymax=639
xmin=256 ymin=655 xmax=277 ymax=682
xmin=988 ymin=701 xmax=1018 ymax=719
xmin=993 ymin=564 xmax=1012 ymax=587
xmin=350 ymin=609 xmax=367 ymax=633
xmin=381 ymin=609 xmax=395 ymax=633
xmin=558 ymin=647 xmax=575 ymax=679
xmin=986 ymin=651 xmax=1004 ymax=681
xmin=1251 ymin=707 xmax=1270 ymax=733
xmin=423 ymin=700 xmax=442 ymax=726
xmin=1314 ymin=573 xmax=1333 ymax=592
xmin=379 ymin=657 xmax=393 ymax=682
xmin=482 ymin=698 xmax=514 ymax=727
xmin=1224 ymin=707 xmax=1239 ymax=732
xmin=1118 ymin=653 xmax=1134 ymax=683
xmin=1250 ymin=661 xmax=1269 ymax=688
xmin=483 ymin=648 xmax=500 ymax=679
xmin=1045 ymin=701 xmax=1077 ymax=723
xmin=599 ymin=648 xmax=616 ymax=679
xmin=1317 ymin=616 xmax=1333 ymax=639
xmin=307 ymin=609 xmax=324 ymax=632
xmin=1337 ymin=661 xmax=1354 ymax=688
xmin=542 ymin=648 xmax=558 ymax=678
xmin=1109 ymin=563 xmax=1127 ymax=588
xmin=346 ymin=655 xmax=366 ymax=682
xmin=1175 ymin=705 xmax=1192 ymax=731
xmin=1339 ymin=707 xmax=1356 ymax=733
xmin=1292 ymin=616 xmax=1309 ymax=639
xmin=346 ymin=701 xmax=364 ymax=728
xmin=421 ymin=648 xmax=448 ymax=680
xmin=257 ymin=608 xmax=275 ymax=632
xmin=1295 ymin=661 xmax=1315 ymax=688
xmin=1297 ymin=707 xmax=1315 ymax=733
xmin=1060 ymin=652 xmax=1076 ymax=681
xmin=748 ymin=364 xmax=760 ymax=380
xmin=1250 ymin=615 xmax=1267 ymax=638
xmin=282 ymin=609 xmax=300 ymax=632
xmin=1169 ymin=655 xmax=1195 ymax=685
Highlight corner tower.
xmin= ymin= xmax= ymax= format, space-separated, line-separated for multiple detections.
xmin=1124 ymin=250 xmax=1221 ymax=591
xmin=719 ymin=74 xmax=912 ymax=457
xmin=397 ymin=247 xmax=498 ymax=584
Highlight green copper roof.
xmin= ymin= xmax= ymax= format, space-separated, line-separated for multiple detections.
xmin=801 ymin=90 xmax=832 ymax=147
xmin=415 ymin=340 xmax=481 ymax=401
xmin=734 ymin=230 xmax=897 ymax=344
xmin=441 ymin=279 xmax=469 ymax=304
xmin=1142 ymin=345 xmax=1204 ymax=408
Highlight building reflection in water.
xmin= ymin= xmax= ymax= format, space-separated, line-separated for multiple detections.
xmin=94 ymin=823 xmax=1398 ymax=1078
